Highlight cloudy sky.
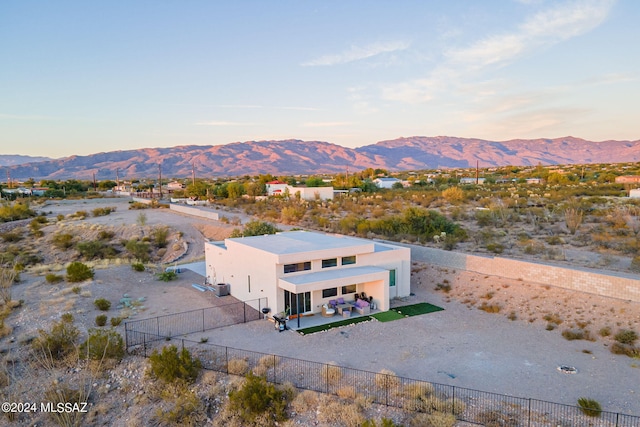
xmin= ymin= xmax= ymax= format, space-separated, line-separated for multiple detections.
xmin=1 ymin=0 xmax=637 ymax=157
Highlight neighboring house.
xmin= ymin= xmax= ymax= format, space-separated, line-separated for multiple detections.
xmin=265 ymin=180 xmax=333 ymax=200
xmin=373 ymin=177 xmax=401 ymax=189
xmin=204 ymin=231 xmax=410 ymax=322
xmin=630 ymin=189 xmax=640 ymax=198
xmin=525 ymin=178 xmax=545 ymax=185
xmin=615 ymin=176 xmax=640 ymax=184
xmin=31 ymin=187 xmax=49 ymax=196
xmin=460 ymin=177 xmax=485 ymax=185
xmin=166 ymin=181 xmax=185 ymax=190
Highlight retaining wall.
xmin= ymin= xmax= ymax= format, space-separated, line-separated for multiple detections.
xmin=169 ymin=203 xmax=220 ymax=220
xmin=411 ymin=246 xmax=640 ymax=303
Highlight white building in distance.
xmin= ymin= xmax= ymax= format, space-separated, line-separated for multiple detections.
xmin=265 ymin=180 xmax=334 ymax=200
xmin=204 ymin=231 xmax=410 ymax=325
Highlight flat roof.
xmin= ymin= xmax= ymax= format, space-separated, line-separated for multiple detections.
xmin=226 ymin=230 xmax=376 ymax=256
xmin=278 ymin=265 xmax=388 ymax=293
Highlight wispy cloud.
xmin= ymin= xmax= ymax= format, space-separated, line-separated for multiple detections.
xmin=194 ymin=121 xmax=258 ymax=126
xmin=302 ymin=121 xmax=352 ymax=128
xmin=302 ymin=40 xmax=410 ymax=66
xmin=447 ymin=0 xmax=614 ymax=68
xmin=382 ymin=0 xmax=615 ymax=104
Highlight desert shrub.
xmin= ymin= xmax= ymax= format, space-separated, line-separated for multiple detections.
xmin=65 ymin=261 xmax=94 ymax=282
xmin=129 ymin=202 xmax=150 ymax=210
xmin=44 ymin=383 xmax=87 ymax=427
xmin=562 ymin=329 xmax=591 ymax=341
xmin=252 ymin=355 xmax=279 ymax=376
xmin=152 ymin=226 xmax=170 ymax=248
xmin=29 ymin=220 xmax=44 ymax=237
xmin=32 ymin=315 xmax=79 ymax=361
xmin=375 ymin=369 xmax=400 ymax=390
xmin=110 ymin=317 xmax=122 ymax=327
xmin=228 ymin=372 xmax=291 ymax=425
xmin=434 ymin=283 xmax=451 ymax=293
xmin=630 ymin=256 xmax=640 ymax=273
xmin=486 ymin=243 xmax=504 ymax=254
xmin=363 ymin=418 xmax=404 ymax=427
xmin=76 ymin=240 xmax=118 ymax=259
xmin=442 ymin=187 xmax=464 ymax=204
xmin=323 ymin=362 xmax=343 ymax=386
xmin=148 ymin=345 xmax=201 ymax=384
xmin=610 ymin=342 xmax=640 ymax=357
xmin=131 ymin=262 xmax=145 ymax=272
xmin=230 ymin=220 xmax=280 ymax=237
xmin=136 ymin=212 xmax=148 ymax=226
xmin=79 ymin=328 xmax=125 ymax=361
xmin=336 ymin=386 xmax=358 ymax=399
xmin=291 ymin=389 xmax=320 ymax=413
xmin=72 ymin=210 xmax=87 ymax=219
xmin=92 ymin=206 xmax=116 ymax=217
xmin=95 ymin=315 xmax=107 ymax=327
xmin=614 ymin=329 xmax=638 ymax=345
xmin=56 ymin=214 xmax=64 ymax=221
xmin=475 ymin=409 xmax=520 ymax=426
xmin=71 ymin=286 xmax=81 ymax=294
xmin=94 ymin=298 xmax=111 ymax=311
xmin=125 ymin=239 xmax=150 ymax=262
xmin=51 ymin=233 xmax=74 ymax=249
xmin=599 ymin=326 xmax=612 ymax=337
xmin=543 ymin=313 xmax=563 ymax=325
xmin=577 ymin=397 xmax=602 ymax=417
xmin=0 ymin=201 xmax=36 ymax=221
xmin=227 ymin=358 xmax=250 ymax=376
xmin=156 ymin=270 xmax=177 ymax=282
xmin=1 ymin=231 xmax=22 ymax=242
xmin=478 ymin=302 xmax=501 ymax=313
xmin=410 ymin=412 xmax=456 ymax=427
xmin=152 ymin=387 xmax=205 ymax=426
xmin=318 ymin=397 xmax=364 ymax=427
xmin=45 ymin=273 xmax=64 ymax=284
xmin=97 ymin=230 xmax=115 ymax=240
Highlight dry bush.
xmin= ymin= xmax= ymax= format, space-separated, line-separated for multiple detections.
xmin=227 ymin=358 xmax=249 ymax=376
xmin=478 ymin=302 xmax=501 ymax=313
xmin=336 ymin=386 xmax=358 ymax=399
xmin=399 ymin=382 xmax=435 ymax=399
xmin=375 ymin=368 xmax=400 ymax=390
xmin=475 ymin=409 xmax=521 ymax=427
xmin=252 ymin=354 xmax=280 ymax=376
xmin=291 ymin=389 xmax=319 ymax=413
xmin=317 ymin=396 xmax=364 ymax=427
xmin=152 ymin=388 xmax=206 ymax=426
xmin=323 ymin=362 xmax=343 ymax=386
xmin=409 ymin=412 xmax=457 ymax=427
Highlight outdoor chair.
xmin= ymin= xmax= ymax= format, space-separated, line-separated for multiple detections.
xmin=322 ymin=304 xmax=335 ymax=317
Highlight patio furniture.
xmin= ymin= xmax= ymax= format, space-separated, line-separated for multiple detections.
xmin=322 ymin=304 xmax=336 ymax=317
xmin=336 ymin=303 xmax=352 ymax=315
xmin=353 ymin=299 xmax=370 ymax=315
xmin=342 ymin=310 xmax=351 ymax=318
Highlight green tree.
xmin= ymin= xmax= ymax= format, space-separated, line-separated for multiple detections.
xmin=148 ymin=345 xmax=202 ymax=384
xmin=230 ymin=220 xmax=280 ymax=237
xmin=125 ymin=239 xmax=151 ymax=262
xmin=228 ymin=372 xmax=291 ymax=425
xmin=66 ymin=262 xmax=94 ymax=282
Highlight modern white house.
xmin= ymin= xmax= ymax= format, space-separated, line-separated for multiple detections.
xmin=373 ymin=177 xmax=401 ymax=189
xmin=265 ymin=180 xmax=334 ymax=200
xmin=204 ymin=231 xmax=410 ymax=326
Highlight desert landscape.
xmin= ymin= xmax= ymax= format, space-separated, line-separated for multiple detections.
xmin=0 ymin=196 xmax=639 ymax=426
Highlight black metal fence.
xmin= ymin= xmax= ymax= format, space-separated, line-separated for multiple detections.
xmin=137 ymin=336 xmax=640 ymax=426
xmin=124 ymin=297 xmax=268 ymax=349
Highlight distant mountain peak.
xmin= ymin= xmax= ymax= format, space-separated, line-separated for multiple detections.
xmin=2 ymin=136 xmax=640 ymax=180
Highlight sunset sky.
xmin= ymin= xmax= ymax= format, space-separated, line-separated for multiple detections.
xmin=1 ymin=0 xmax=637 ymax=158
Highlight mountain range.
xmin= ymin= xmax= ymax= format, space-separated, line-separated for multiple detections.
xmin=2 ymin=136 xmax=640 ymax=181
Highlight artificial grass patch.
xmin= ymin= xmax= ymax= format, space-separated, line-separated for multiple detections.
xmin=391 ymin=302 xmax=443 ymax=317
xmin=297 ymin=316 xmax=372 ymax=335
xmin=297 ymin=302 xmax=444 ymax=335
xmin=371 ymin=310 xmax=406 ymax=322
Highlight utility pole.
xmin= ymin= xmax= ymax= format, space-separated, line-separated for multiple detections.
xmin=192 ymin=162 xmax=196 ymax=187
xmin=93 ymin=173 xmax=96 ymax=191
xmin=476 ymin=160 xmax=479 ymax=185
xmin=158 ymin=163 xmax=162 ymax=199
xmin=116 ymin=168 xmax=120 ymax=190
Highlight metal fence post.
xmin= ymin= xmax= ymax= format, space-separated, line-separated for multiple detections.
xmin=202 ymin=309 xmax=205 ymax=332
xmin=452 ymin=386 xmax=456 ymax=416
xmin=225 ymin=347 xmax=229 ymax=374
xmin=528 ymin=398 xmax=531 ymax=427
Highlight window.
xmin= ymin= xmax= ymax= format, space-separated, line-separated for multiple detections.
xmin=342 ymin=256 xmax=356 ymax=265
xmin=389 ymin=269 xmax=396 ymax=287
xmin=322 ymin=288 xmax=338 ymax=298
xmin=341 ymin=284 xmax=356 ymax=295
xmin=322 ymin=258 xmax=338 ymax=268
xmin=284 ymin=262 xmax=311 ymax=274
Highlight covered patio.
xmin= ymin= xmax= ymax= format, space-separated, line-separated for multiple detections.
xmin=278 ymin=266 xmax=389 ymax=330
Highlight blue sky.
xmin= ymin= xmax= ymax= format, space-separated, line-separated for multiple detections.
xmin=1 ymin=0 xmax=637 ymax=158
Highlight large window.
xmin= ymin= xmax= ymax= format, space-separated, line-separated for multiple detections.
xmin=342 ymin=256 xmax=356 ymax=265
xmin=322 ymin=258 xmax=338 ymax=268
xmin=341 ymin=284 xmax=357 ymax=295
xmin=322 ymin=288 xmax=338 ymax=298
xmin=284 ymin=262 xmax=311 ymax=274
